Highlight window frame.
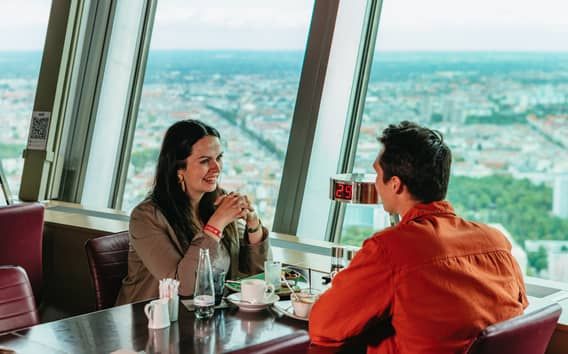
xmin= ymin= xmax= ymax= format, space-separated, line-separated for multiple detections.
xmin=272 ymin=0 xmax=340 ymax=234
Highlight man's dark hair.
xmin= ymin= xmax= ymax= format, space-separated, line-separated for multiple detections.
xmin=378 ymin=121 xmax=452 ymax=203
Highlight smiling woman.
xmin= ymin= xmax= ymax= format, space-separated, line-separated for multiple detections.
xmin=115 ymin=119 xmax=270 ymax=305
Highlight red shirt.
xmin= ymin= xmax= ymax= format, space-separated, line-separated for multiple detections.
xmin=309 ymin=201 xmax=528 ymax=354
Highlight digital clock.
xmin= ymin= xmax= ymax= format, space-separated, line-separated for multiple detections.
xmin=334 ymin=182 xmax=353 ymax=200
xmin=329 ymin=173 xmax=380 ymax=204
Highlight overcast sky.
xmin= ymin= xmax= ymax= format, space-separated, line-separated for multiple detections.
xmin=0 ymin=0 xmax=567 ymax=51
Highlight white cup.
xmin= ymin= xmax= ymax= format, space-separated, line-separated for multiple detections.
xmin=291 ymin=290 xmax=319 ymax=318
xmin=144 ymin=298 xmax=170 ymax=329
xmin=169 ymin=294 xmax=179 ymax=322
xmin=241 ymin=279 xmax=275 ymax=304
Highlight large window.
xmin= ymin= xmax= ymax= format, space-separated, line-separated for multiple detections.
xmin=0 ymin=1 xmax=50 ymax=198
xmin=122 ymin=0 xmax=314 ymax=229
xmin=341 ymin=0 xmax=568 ymax=283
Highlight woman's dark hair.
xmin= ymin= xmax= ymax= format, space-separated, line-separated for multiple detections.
xmin=149 ymin=119 xmax=230 ymax=251
xmin=378 ymin=121 xmax=452 ymax=203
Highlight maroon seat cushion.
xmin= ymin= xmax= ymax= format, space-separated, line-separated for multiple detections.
xmin=85 ymin=232 xmax=129 ymax=310
xmin=225 ymin=330 xmax=310 ymax=354
xmin=466 ymin=303 xmax=561 ymax=354
xmin=0 ymin=266 xmax=39 ymax=334
xmin=0 ymin=203 xmax=44 ymax=302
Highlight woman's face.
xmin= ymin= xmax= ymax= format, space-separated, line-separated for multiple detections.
xmin=178 ymin=135 xmax=223 ymax=202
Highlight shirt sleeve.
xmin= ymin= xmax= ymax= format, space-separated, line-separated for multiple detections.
xmin=129 ymin=204 xmax=220 ymax=297
xmin=309 ymin=237 xmax=394 ymax=347
xmin=238 ymin=220 xmax=270 ymax=275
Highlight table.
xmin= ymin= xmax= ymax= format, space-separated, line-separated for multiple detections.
xmin=0 ymin=300 xmax=308 ymax=354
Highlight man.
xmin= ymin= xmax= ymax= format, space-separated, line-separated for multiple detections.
xmin=309 ymin=121 xmax=528 ymax=354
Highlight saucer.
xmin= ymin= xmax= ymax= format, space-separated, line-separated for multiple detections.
xmin=224 ymin=269 xmax=306 ymax=297
xmin=226 ymin=293 xmax=280 ymax=312
xmin=273 ymin=300 xmax=309 ymax=321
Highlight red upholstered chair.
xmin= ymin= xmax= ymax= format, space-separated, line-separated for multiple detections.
xmin=0 ymin=266 xmax=39 ymax=334
xmin=225 ymin=331 xmax=310 ymax=354
xmin=465 ymin=303 xmax=562 ymax=354
xmin=85 ymin=232 xmax=130 ymax=310
xmin=0 ymin=203 xmax=44 ymax=302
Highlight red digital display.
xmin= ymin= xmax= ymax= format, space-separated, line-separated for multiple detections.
xmin=334 ymin=182 xmax=353 ymax=200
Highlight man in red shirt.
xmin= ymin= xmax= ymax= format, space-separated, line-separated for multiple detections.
xmin=309 ymin=121 xmax=528 ymax=354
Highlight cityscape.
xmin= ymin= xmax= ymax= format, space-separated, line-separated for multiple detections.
xmin=1 ymin=50 xmax=567 ymax=281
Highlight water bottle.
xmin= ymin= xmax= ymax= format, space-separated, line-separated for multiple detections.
xmin=194 ymin=248 xmax=215 ymax=319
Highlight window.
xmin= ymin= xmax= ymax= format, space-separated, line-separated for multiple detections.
xmin=340 ymin=0 xmax=568 ymax=284
xmin=122 ymin=0 xmax=314 ymax=229
xmin=81 ymin=0 xmax=147 ymax=207
xmin=0 ymin=1 xmax=50 ymax=198
xmin=295 ymin=0 xmax=371 ymax=241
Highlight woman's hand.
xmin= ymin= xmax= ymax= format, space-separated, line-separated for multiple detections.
xmin=207 ymin=192 xmax=251 ymax=231
xmin=206 ymin=192 xmax=263 ymax=244
xmin=241 ymin=195 xmax=263 ymax=244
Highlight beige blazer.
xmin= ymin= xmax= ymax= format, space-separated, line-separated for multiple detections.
xmin=116 ymin=200 xmax=269 ymax=305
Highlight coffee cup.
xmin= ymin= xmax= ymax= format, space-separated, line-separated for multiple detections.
xmin=291 ymin=290 xmax=319 ymax=318
xmin=241 ymin=279 xmax=275 ymax=304
xmin=144 ymin=298 xmax=170 ymax=329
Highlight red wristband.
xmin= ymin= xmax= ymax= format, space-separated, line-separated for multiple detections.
xmin=204 ymin=224 xmax=222 ymax=239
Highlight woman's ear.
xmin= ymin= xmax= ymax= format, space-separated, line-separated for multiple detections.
xmin=177 ymin=173 xmax=186 ymax=193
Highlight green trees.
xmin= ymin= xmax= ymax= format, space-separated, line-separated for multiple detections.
xmin=341 ymin=225 xmax=374 ymax=247
xmin=447 ymin=175 xmax=568 ymax=245
xmin=527 ymin=246 xmax=548 ymax=275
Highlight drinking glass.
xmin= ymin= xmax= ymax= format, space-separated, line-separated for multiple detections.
xmin=213 ymin=270 xmax=226 ymax=306
xmin=264 ymin=260 xmax=282 ymax=290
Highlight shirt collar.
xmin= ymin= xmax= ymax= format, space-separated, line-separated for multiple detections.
xmin=400 ymin=200 xmax=456 ymax=224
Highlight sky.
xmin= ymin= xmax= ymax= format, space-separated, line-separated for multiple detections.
xmin=0 ymin=0 xmax=567 ymax=51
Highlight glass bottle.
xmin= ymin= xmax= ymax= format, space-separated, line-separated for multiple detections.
xmin=194 ymin=248 xmax=215 ymax=319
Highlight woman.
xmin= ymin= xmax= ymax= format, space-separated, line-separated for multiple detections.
xmin=116 ymin=119 xmax=269 ymax=304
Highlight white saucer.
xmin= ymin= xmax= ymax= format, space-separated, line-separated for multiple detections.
xmin=226 ymin=293 xmax=280 ymax=312
xmin=273 ymin=300 xmax=309 ymax=321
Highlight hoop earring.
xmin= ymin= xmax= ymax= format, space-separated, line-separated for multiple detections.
xmin=178 ymin=176 xmax=186 ymax=193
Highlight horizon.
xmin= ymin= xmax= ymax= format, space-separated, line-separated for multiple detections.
xmin=2 ymin=49 xmax=568 ymax=54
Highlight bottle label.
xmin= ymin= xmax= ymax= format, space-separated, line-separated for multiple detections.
xmin=194 ymin=295 xmax=214 ymax=307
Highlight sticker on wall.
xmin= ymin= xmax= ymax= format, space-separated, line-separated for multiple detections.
xmin=26 ymin=111 xmax=51 ymax=151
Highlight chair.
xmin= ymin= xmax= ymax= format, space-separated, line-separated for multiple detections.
xmin=0 ymin=265 xmax=39 ymax=334
xmin=465 ymin=303 xmax=562 ymax=354
xmin=0 ymin=203 xmax=44 ymax=302
xmin=225 ymin=331 xmax=310 ymax=354
xmin=85 ymin=231 xmax=130 ymax=310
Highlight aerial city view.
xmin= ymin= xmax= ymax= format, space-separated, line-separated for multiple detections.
xmin=1 ymin=50 xmax=567 ymax=281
